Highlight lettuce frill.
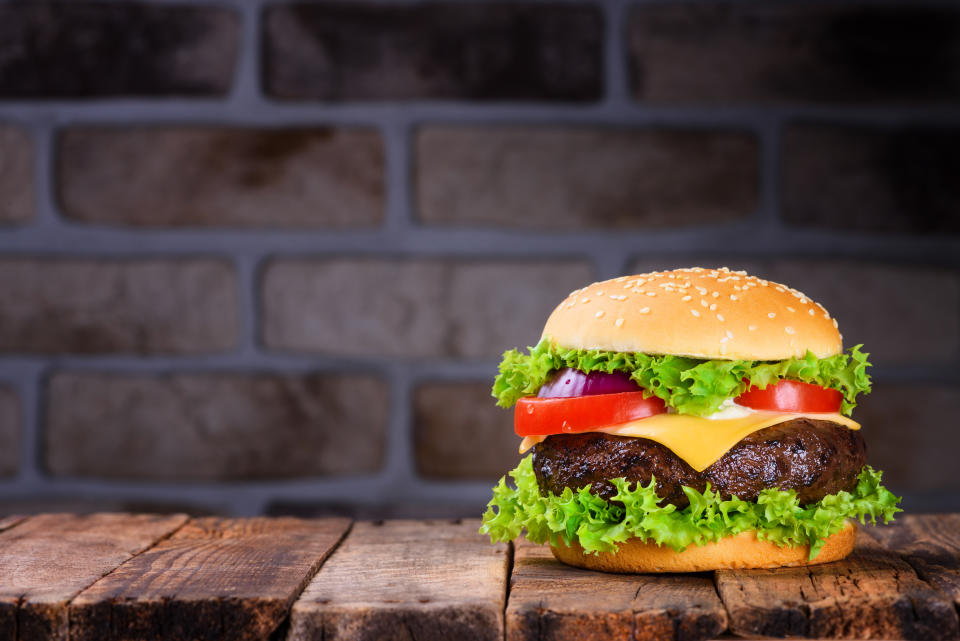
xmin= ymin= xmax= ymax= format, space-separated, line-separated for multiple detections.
xmin=480 ymin=456 xmax=900 ymax=560
xmin=492 ymin=341 xmax=872 ymax=416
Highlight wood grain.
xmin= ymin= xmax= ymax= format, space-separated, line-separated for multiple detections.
xmin=507 ymin=539 xmax=726 ymax=641
xmin=716 ymin=527 xmax=959 ymax=640
xmin=287 ymin=519 xmax=510 ymax=641
xmin=0 ymin=513 xmax=188 ymax=641
xmin=0 ymin=514 xmax=24 ymax=532
xmin=868 ymin=514 xmax=960 ymax=613
xmin=70 ymin=516 xmax=350 ymax=641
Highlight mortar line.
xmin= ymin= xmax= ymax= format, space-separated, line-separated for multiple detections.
xmin=601 ymin=0 xmax=631 ymax=106
xmin=10 ymin=365 xmax=44 ymax=485
xmin=3 ymin=102 xmax=960 ymax=126
xmin=30 ymin=123 xmax=61 ymax=228
xmin=0 ymin=226 xmax=957 ymax=265
xmin=382 ymin=121 xmax=415 ymax=234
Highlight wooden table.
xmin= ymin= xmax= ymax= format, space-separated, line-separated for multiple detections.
xmin=0 ymin=513 xmax=957 ymax=641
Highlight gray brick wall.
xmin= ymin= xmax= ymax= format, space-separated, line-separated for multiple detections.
xmin=0 ymin=0 xmax=957 ymax=517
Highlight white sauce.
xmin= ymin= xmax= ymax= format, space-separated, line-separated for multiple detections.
xmin=703 ymin=398 xmax=754 ymax=420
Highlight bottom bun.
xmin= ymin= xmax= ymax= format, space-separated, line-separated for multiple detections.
xmin=551 ymin=520 xmax=856 ymax=573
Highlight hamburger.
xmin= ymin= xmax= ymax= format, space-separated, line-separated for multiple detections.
xmin=480 ymin=267 xmax=900 ymax=572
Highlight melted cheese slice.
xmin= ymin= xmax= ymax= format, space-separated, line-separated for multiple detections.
xmin=518 ymin=412 xmax=860 ymax=472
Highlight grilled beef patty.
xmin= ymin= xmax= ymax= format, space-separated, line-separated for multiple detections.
xmin=531 ymin=418 xmax=866 ymax=508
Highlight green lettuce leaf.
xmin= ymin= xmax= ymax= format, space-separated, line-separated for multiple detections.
xmin=492 ymin=340 xmax=872 ymax=416
xmin=480 ymin=456 xmax=900 ymax=560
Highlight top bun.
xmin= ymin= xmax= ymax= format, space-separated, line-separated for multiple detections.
xmin=542 ymin=267 xmax=842 ymax=360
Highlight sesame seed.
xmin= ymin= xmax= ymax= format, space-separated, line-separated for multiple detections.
xmin=639 ymin=307 xmax=650 ymax=314
xmin=596 ymin=290 xmax=604 ymax=296
xmin=636 ymin=278 xmax=646 ymax=285
xmin=701 ymin=299 xmax=708 ymax=307
xmin=615 ymin=318 xmax=624 ymax=327
xmin=581 ymin=298 xmax=590 ymax=304
xmin=833 ymin=318 xmax=838 ymax=328
xmin=748 ymin=325 xmax=757 ymax=331
xmin=717 ymin=314 xmax=725 ymax=322
xmin=730 ymin=294 xmax=738 ymax=301
xmin=768 ymin=312 xmax=776 ymax=318
xmin=785 ymin=326 xmax=795 ymax=334
xmin=726 ymin=330 xmax=734 ymax=338
xmin=646 ymin=291 xmax=656 ymax=297
xmin=690 ymin=309 xmax=700 ymax=317
xmin=775 ymin=286 xmax=785 ymax=292
xmin=712 ymin=291 xmax=719 ymax=298
xmin=809 ymin=309 xmax=815 ymax=315
xmin=681 ymin=295 xmax=692 ymax=301
xmin=709 ymin=303 xmax=717 ymax=311
xmin=720 ymin=344 xmax=727 ymax=355
xmin=596 ymin=310 xmax=605 ymax=318
xmin=696 ymin=287 xmax=707 ymax=295
xmin=787 ymin=306 xmax=795 ymax=312
xmin=720 ymin=336 xmax=729 ymax=343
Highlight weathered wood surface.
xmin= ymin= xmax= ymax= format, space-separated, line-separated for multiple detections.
xmin=0 ymin=513 xmax=188 ymax=641
xmin=0 ymin=514 xmax=24 ymax=532
xmin=70 ymin=516 xmax=350 ymax=641
xmin=716 ymin=527 xmax=960 ymax=640
xmin=287 ymin=519 xmax=510 ymax=641
xmin=869 ymin=513 xmax=960 ymax=614
xmin=507 ymin=539 xmax=726 ymax=641
xmin=0 ymin=513 xmax=959 ymax=641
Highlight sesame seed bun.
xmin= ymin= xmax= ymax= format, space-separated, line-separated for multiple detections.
xmin=550 ymin=520 xmax=856 ymax=573
xmin=543 ymin=267 xmax=842 ymax=360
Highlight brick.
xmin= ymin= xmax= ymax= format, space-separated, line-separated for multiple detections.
xmin=0 ymin=126 xmax=34 ymax=224
xmin=0 ymin=259 xmax=238 ymax=354
xmin=264 ymin=4 xmax=602 ymax=101
xmin=414 ymin=382 xmax=518 ymax=480
xmin=0 ymin=4 xmax=238 ymax=98
xmin=417 ymin=126 xmax=758 ymax=229
xmin=782 ymin=125 xmax=960 ymax=234
xmin=0 ymin=386 xmax=19 ymax=477
xmin=59 ymin=127 xmax=384 ymax=228
xmin=262 ymin=259 xmax=593 ymax=358
xmin=628 ymin=3 xmax=960 ymax=103
xmin=855 ymin=383 xmax=960 ymax=492
xmin=45 ymin=372 xmax=388 ymax=480
xmin=628 ymin=259 xmax=959 ymax=367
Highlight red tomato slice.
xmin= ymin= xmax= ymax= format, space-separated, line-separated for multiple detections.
xmin=735 ymin=379 xmax=842 ymax=413
xmin=514 ymin=391 xmax=667 ymax=437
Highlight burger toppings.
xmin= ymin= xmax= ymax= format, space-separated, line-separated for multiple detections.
xmin=537 ymin=368 xmax=639 ymax=398
xmin=493 ymin=339 xmax=871 ymax=416
xmin=735 ymin=379 xmax=843 ymax=413
xmin=514 ymin=392 xmax=666 ymax=437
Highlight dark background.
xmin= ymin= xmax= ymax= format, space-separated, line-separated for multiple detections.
xmin=0 ymin=0 xmax=957 ymax=517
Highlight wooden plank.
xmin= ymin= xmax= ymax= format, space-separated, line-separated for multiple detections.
xmin=0 ymin=512 xmax=188 ymax=641
xmin=716 ymin=527 xmax=960 ymax=640
xmin=71 ymin=516 xmax=350 ymax=641
xmin=0 ymin=514 xmax=25 ymax=532
xmin=507 ymin=539 xmax=727 ymax=641
xmin=287 ymin=519 xmax=509 ymax=641
xmin=868 ymin=514 xmax=960 ymax=612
